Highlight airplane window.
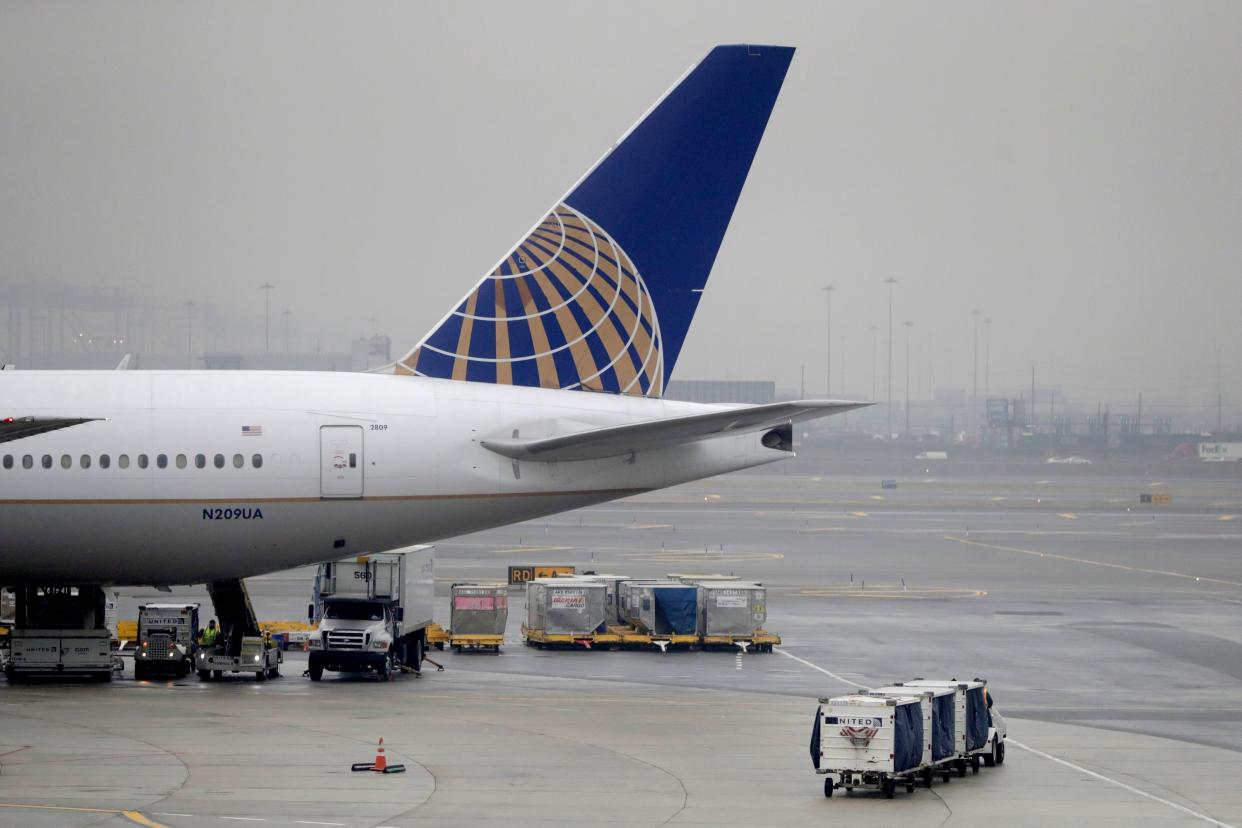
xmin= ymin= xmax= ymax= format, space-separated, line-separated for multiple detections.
xmin=138 ymin=454 xmax=149 ymax=469
xmin=176 ymin=454 xmax=187 ymax=469
xmin=232 ymin=453 xmax=243 ymax=469
xmin=99 ymin=454 xmax=110 ymax=469
xmin=60 ymin=454 xmax=72 ymax=469
xmin=22 ymin=455 xmax=33 ymax=469
xmin=2 ymin=455 xmax=11 ymax=470
xmin=214 ymin=453 xmax=224 ymax=469
xmin=118 ymin=454 xmax=130 ymax=469
xmin=157 ymin=454 xmax=168 ymax=469
xmin=42 ymin=454 xmax=52 ymax=469
xmin=195 ymin=454 xmax=206 ymax=469
xmin=80 ymin=454 xmax=91 ymax=469
xmin=252 ymin=454 xmax=263 ymax=469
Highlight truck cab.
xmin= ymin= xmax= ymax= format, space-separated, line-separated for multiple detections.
xmin=307 ymin=545 xmax=434 ymax=682
xmin=134 ymin=602 xmax=199 ymax=679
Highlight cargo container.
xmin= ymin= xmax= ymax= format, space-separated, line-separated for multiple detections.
xmin=697 ymin=583 xmax=766 ymax=638
xmin=867 ymin=685 xmax=956 ymax=784
xmin=901 ymin=678 xmax=1004 ymax=772
xmin=558 ymin=574 xmax=630 ymax=626
xmin=449 ymin=582 xmax=508 ymax=652
xmin=811 ymin=693 xmax=925 ymax=798
xmin=619 ymin=581 xmax=699 ymax=637
xmin=525 ymin=579 xmax=607 ymax=640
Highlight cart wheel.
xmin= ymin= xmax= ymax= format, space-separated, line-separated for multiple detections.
xmin=971 ymin=755 xmax=980 ymax=773
xmin=435 ymin=641 xmax=444 ymax=651
xmin=941 ymin=770 xmax=951 ymax=783
xmin=955 ymin=758 xmax=967 ymax=777
xmin=922 ymin=768 xmax=933 ymax=788
xmin=984 ymin=738 xmax=997 ymax=767
xmin=197 ymin=669 xmax=210 ymax=681
xmin=906 ymin=782 xmax=915 ymax=793
xmin=212 ymin=670 xmax=222 ymax=680
xmin=823 ymin=777 xmax=833 ymax=798
xmin=996 ymin=741 xmax=1005 ymax=765
xmin=883 ymin=779 xmax=895 ymax=799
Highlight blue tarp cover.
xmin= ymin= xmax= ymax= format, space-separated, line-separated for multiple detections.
xmin=965 ymin=687 xmax=989 ymax=751
xmin=653 ymin=587 xmax=698 ymax=634
xmin=893 ymin=701 xmax=924 ymax=773
xmin=810 ymin=706 xmax=822 ymax=769
xmin=931 ymin=694 xmax=955 ymax=760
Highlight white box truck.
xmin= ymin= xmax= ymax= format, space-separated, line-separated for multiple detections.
xmin=308 ymin=545 xmax=433 ymax=681
xmin=4 ymin=586 xmax=113 ymax=683
xmin=134 ymin=603 xmax=199 ymax=679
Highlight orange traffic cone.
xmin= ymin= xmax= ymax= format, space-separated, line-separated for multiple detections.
xmin=372 ymin=738 xmax=387 ymax=772
xmin=351 ymin=737 xmax=406 ymax=774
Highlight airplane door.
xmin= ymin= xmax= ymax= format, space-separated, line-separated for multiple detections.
xmin=320 ymin=425 xmax=364 ymax=498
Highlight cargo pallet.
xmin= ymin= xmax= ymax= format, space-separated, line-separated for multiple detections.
xmin=427 ymin=623 xmax=450 ymax=650
xmin=521 ymin=625 xmax=778 ymax=653
xmin=701 ymin=630 xmax=781 ymax=653
xmin=449 ymin=633 xmax=503 ymax=653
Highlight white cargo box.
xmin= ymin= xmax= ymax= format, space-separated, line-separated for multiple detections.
xmin=901 ymin=679 xmax=991 ymax=759
xmin=812 ymin=693 xmax=925 ymax=798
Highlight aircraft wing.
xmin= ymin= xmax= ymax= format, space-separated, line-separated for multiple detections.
xmin=0 ymin=416 xmax=101 ymax=444
xmin=481 ymin=400 xmax=869 ymax=463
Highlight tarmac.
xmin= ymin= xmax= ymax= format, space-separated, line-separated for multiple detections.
xmin=4 ymin=456 xmax=1242 ymax=827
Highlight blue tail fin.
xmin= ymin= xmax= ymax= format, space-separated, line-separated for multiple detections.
xmin=397 ymin=44 xmax=795 ymax=396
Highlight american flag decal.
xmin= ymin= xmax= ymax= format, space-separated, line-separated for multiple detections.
xmin=241 ymin=425 xmax=263 ymax=436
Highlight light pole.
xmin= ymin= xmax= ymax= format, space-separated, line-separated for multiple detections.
xmin=903 ymin=320 xmax=914 ymax=436
xmin=984 ymin=317 xmax=992 ymax=399
xmin=822 ymin=286 xmax=834 ymax=398
xmin=282 ymin=309 xmax=292 ymax=353
xmin=971 ymin=309 xmax=981 ymax=436
xmin=184 ymin=300 xmax=195 ymax=370
xmin=870 ymin=324 xmax=878 ymax=402
xmin=884 ymin=278 xmax=897 ymax=438
xmin=260 ymin=283 xmax=275 ymax=352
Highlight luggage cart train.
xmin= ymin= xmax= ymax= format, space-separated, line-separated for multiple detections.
xmin=811 ymin=678 xmax=1006 ymax=799
xmin=520 ymin=575 xmax=780 ymax=652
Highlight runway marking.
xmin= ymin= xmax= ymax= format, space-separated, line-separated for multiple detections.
xmin=220 ymin=818 xmax=265 ymax=822
xmin=796 ymin=586 xmax=986 ymax=600
xmin=797 ymin=526 xmax=846 ymax=533
xmin=491 ymin=545 xmax=573 ymax=555
xmin=1058 ymin=513 xmax=1077 ymax=520
xmin=870 ymin=495 xmax=885 ymax=501
xmin=619 ymin=550 xmax=783 ymax=563
xmin=295 ymin=822 xmax=346 ymax=826
xmin=775 ymin=648 xmax=869 ymax=689
xmin=0 ymin=803 xmax=168 ymax=827
xmin=990 ymin=496 xmax=1005 ymax=502
xmin=851 ymin=511 xmax=868 ymax=517
xmin=1149 ymin=481 xmax=1165 ymax=487
xmin=625 ymin=523 xmax=672 ymax=530
xmin=1007 ymin=739 xmax=1237 ymax=828
xmin=945 ymin=535 xmax=1242 ymax=587
xmin=1220 ymin=515 xmax=1235 ymax=521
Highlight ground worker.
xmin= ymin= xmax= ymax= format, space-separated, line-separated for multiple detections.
xmin=198 ymin=619 xmax=220 ymax=647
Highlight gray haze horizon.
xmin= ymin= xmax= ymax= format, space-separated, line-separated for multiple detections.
xmin=2 ymin=1 xmax=1239 ymax=416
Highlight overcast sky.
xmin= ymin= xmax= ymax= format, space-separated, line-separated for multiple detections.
xmin=2 ymin=1 xmax=1239 ymax=409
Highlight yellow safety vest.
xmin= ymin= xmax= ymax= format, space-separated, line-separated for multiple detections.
xmin=201 ymin=628 xmax=219 ymax=645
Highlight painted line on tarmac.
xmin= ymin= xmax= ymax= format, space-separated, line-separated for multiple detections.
xmin=944 ymin=535 xmax=1242 ymax=587
xmin=0 ymin=803 xmax=168 ymax=827
xmin=773 ymin=648 xmax=869 ymax=689
xmin=1007 ymin=739 xmax=1237 ymax=828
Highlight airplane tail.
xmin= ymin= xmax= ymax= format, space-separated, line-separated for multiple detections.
xmin=393 ymin=44 xmax=795 ymax=397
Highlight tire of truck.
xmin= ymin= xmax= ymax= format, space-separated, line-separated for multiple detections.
xmin=995 ymin=741 xmax=1005 ymax=765
xmin=197 ymin=669 xmax=210 ymax=681
xmin=255 ymin=667 xmax=266 ymax=681
xmin=212 ymin=669 xmax=222 ymax=680
xmin=823 ymin=777 xmax=833 ymax=798
xmin=412 ymin=633 xmax=424 ymax=672
xmin=971 ymin=755 xmax=980 ymax=773
xmin=177 ymin=661 xmax=190 ymax=679
xmin=883 ymin=779 xmax=895 ymax=799
xmin=955 ymin=758 xmax=967 ymax=777
xmin=984 ymin=738 xmax=997 ymax=767
xmin=308 ymin=658 xmax=323 ymax=681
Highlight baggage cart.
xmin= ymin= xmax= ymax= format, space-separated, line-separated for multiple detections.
xmin=867 ymin=685 xmax=957 ymax=785
xmin=697 ymin=582 xmax=771 ymax=651
xmin=449 ymin=582 xmax=508 ymax=653
xmin=524 ymin=579 xmax=607 ymax=647
xmin=901 ymin=678 xmax=1001 ymax=774
xmin=619 ymin=581 xmax=699 ymax=637
xmin=812 ymin=694 xmax=926 ymax=798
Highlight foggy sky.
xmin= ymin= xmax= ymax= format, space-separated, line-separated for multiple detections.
xmin=1 ymin=1 xmax=1239 ymax=410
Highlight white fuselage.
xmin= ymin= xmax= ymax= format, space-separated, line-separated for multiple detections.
xmin=0 ymin=371 xmax=787 ymax=585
